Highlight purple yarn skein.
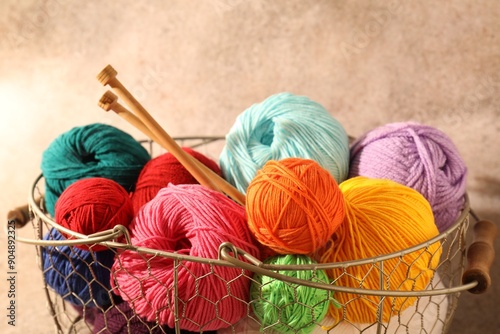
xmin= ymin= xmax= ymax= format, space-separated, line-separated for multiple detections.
xmin=349 ymin=122 xmax=467 ymax=232
xmin=93 ymin=301 xmax=170 ymax=334
xmin=92 ymin=301 xmax=218 ymax=334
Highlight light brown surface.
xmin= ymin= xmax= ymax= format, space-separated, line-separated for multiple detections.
xmin=0 ymin=1 xmax=499 ymax=333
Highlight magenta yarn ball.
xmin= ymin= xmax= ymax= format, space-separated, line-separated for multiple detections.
xmin=349 ymin=122 xmax=467 ymax=232
xmin=111 ymin=184 xmax=260 ymax=332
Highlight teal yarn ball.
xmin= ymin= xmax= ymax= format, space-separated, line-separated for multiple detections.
xmin=41 ymin=123 xmax=151 ymax=216
xmin=250 ymin=254 xmax=333 ymax=334
xmin=219 ymin=92 xmax=349 ymax=193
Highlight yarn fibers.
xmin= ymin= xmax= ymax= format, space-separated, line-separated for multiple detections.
xmin=55 ymin=177 xmax=134 ymax=251
xmin=41 ymin=123 xmax=150 ymax=216
xmin=131 ymin=147 xmax=222 ymax=213
xmin=246 ymin=158 xmax=345 ymax=255
xmin=42 ymin=229 xmax=115 ymax=308
xmin=349 ymin=122 xmax=467 ymax=232
xmin=320 ymin=177 xmax=442 ymax=324
xmin=92 ymin=301 xmax=219 ymax=334
xmin=111 ymin=184 xmax=261 ymax=332
xmin=93 ymin=300 xmax=169 ymax=334
xmin=250 ymin=254 xmax=334 ymax=334
xmin=220 ymin=92 xmax=350 ymax=193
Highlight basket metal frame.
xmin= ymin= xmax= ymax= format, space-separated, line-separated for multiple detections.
xmin=23 ymin=174 xmax=477 ymax=298
xmin=17 ymin=136 xmax=478 ymax=334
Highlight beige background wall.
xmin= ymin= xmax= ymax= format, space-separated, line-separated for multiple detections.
xmin=0 ymin=1 xmax=498 ymax=333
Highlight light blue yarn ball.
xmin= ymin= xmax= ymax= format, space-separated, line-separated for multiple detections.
xmin=219 ymin=92 xmax=349 ymax=193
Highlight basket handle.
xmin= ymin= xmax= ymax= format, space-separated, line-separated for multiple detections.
xmin=7 ymin=196 xmax=42 ymax=228
xmin=7 ymin=204 xmax=30 ymax=227
xmin=7 ymin=198 xmax=42 ymax=228
xmin=462 ymin=219 xmax=498 ymax=294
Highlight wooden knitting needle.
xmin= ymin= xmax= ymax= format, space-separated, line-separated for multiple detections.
xmin=97 ymin=88 xmax=246 ymax=206
xmin=99 ymin=90 xmax=162 ymax=143
xmin=98 ymin=90 xmax=245 ymax=206
xmin=97 ymin=65 xmax=222 ymax=196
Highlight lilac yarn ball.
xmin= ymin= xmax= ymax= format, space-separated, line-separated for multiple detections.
xmin=349 ymin=122 xmax=467 ymax=232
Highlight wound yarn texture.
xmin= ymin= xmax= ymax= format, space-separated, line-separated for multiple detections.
xmin=220 ymin=92 xmax=349 ymax=193
xmin=41 ymin=123 xmax=150 ymax=216
xmin=250 ymin=254 xmax=333 ymax=334
xmin=92 ymin=300 xmax=218 ymax=334
xmin=246 ymin=157 xmax=345 ymax=255
xmin=93 ymin=301 xmax=170 ymax=334
xmin=55 ymin=177 xmax=134 ymax=251
xmin=42 ymin=229 xmax=115 ymax=308
xmin=349 ymin=122 xmax=467 ymax=232
xmin=131 ymin=147 xmax=221 ymax=213
xmin=111 ymin=184 xmax=260 ymax=332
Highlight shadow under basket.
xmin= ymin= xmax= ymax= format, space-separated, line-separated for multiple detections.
xmin=12 ymin=137 xmax=496 ymax=334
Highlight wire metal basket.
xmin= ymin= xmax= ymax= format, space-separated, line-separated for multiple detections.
xmin=10 ymin=137 xmax=495 ymax=334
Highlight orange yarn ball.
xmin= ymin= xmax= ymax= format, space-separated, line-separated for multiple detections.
xmin=246 ymin=158 xmax=345 ymax=255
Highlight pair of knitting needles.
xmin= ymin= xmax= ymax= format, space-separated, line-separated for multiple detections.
xmin=96 ymin=65 xmax=245 ymax=206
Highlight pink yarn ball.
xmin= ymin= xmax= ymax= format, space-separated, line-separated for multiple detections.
xmin=111 ymin=184 xmax=260 ymax=332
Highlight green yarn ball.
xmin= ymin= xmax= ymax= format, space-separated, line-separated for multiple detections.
xmin=41 ymin=123 xmax=151 ymax=216
xmin=250 ymin=255 xmax=333 ymax=334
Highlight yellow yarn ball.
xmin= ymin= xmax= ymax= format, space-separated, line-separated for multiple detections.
xmin=320 ymin=176 xmax=442 ymax=324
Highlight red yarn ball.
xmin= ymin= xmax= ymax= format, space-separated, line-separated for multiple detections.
xmin=131 ymin=147 xmax=222 ymax=213
xmin=55 ymin=177 xmax=134 ymax=251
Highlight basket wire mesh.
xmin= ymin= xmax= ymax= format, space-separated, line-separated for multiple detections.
xmin=18 ymin=137 xmax=477 ymax=334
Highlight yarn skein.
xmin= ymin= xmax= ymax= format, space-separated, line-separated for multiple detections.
xmin=320 ymin=177 xmax=442 ymax=324
xmin=220 ymin=92 xmax=350 ymax=193
xmin=41 ymin=123 xmax=150 ymax=216
xmin=131 ymin=147 xmax=222 ymax=213
xmin=349 ymin=122 xmax=467 ymax=232
xmin=92 ymin=300 xmax=219 ymax=334
xmin=111 ymin=184 xmax=261 ymax=332
xmin=42 ymin=229 xmax=115 ymax=308
xmin=55 ymin=177 xmax=134 ymax=251
xmin=246 ymin=158 xmax=345 ymax=255
xmin=93 ymin=300 xmax=168 ymax=334
xmin=250 ymin=254 xmax=333 ymax=334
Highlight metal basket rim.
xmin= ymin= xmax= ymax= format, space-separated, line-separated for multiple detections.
xmin=26 ymin=172 xmax=470 ymax=267
xmin=20 ymin=132 xmax=477 ymax=297
xmin=27 ymin=173 xmax=475 ymax=296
